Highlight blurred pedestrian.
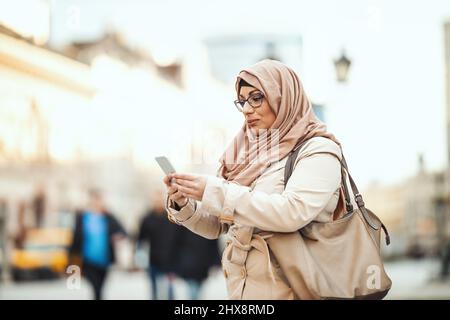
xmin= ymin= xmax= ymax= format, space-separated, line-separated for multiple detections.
xmin=68 ymin=189 xmax=127 ymax=300
xmin=175 ymin=228 xmax=221 ymax=300
xmin=31 ymin=183 xmax=46 ymax=228
xmin=440 ymin=242 xmax=450 ymax=279
xmin=14 ymin=200 xmax=28 ymax=249
xmin=0 ymin=198 xmax=8 ymax=282
xmin=134 ymin=191 xmax=181 ymax=300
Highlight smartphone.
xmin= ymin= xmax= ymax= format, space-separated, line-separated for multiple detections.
xmin=155 ymin=156 xmax=176 ymax=177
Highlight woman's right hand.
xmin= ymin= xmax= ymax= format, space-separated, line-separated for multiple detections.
xmin=163 ymin=174 xmax=188 ymax=208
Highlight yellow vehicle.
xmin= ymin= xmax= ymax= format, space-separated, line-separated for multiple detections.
xmin=11 ymin=228 xmax=73 ymax=281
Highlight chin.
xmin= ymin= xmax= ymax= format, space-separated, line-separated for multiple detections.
xmin=250 ymin=126 xmax=267 ymax=135
xmin=256 ymin=124 xmax=270 ymax=131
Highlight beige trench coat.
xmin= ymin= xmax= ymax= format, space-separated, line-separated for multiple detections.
xmin=166 ymin=137 xmax=354 ymax=299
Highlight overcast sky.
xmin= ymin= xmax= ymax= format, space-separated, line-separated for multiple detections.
xmin=49 ymin=0 xmax=450 ymax=189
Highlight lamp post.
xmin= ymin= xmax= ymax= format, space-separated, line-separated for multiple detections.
xmin=334 ymin=51 xmax=352 ymax=83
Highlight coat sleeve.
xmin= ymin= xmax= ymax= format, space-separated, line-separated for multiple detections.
xmin=165 ymin=196 xmax=229 ymax=240
xmin=200 ymin=152 xmax=341 ymax=233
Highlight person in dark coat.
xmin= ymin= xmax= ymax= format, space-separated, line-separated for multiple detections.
xmin=135 ymin=192 xmax=182 ymax=299
xmin=31 ymin=184 xmax=46 ymax=228
xmin=68 ymin=189 xmax=126 ymax=300
xmin=175 ymin=228 xmax=221 ymax=300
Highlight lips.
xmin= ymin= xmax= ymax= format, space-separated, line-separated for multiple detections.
xmin=247 ymin=119 xmax=259 ymax=126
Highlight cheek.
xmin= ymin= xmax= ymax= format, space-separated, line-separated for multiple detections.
xmin=261 ymin=103 xmax=276 ymax=127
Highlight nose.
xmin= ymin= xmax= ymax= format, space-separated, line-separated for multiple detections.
xmin=242 ymin=101 xmax=254 ymax=114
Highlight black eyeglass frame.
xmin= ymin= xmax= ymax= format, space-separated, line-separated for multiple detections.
xmin=233 ymin=92 xmax=265 ymax=112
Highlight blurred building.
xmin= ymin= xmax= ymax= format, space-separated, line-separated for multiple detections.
xmin=204 ymin=34 xmax=325 ymax=121
xmin=363 ymin=153 xmax=450 ymax=258
xmin=0 ymin=23 xmax=95 ymax=219
xmin=0 ymin=0 xmax=50 ymax=47
xmin=0 ymin=21 xmax=186 ymax=234
xmin=0 ymin=14 xmax=240 ymax=240
xmin=0 ymin=29 xmax=94 ymax=162
xmin=312 ymin=103 xmax=325 ymax=122
xmin=362 ymin=21 xmax=450 ymax=258
xmin=363 ymin=182 xmax=407 ymax=257
xmin=402 ymin=160 xmax=448 ymax=257
xmin=432 ymin=21 xmax=450 ymax=257
xmin=62 ymin=30 xmax=184 ymax=88
xmin=204 ymin=34 xmax=304 ymax=84
xmin=446 ymin=21 xmax=450 ymax=169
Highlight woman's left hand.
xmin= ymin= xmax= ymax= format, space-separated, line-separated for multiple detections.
xmin=172 ymin=173 xmax=207 ymax=201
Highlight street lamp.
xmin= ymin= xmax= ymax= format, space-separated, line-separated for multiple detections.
xmin=334 ymin=51 xmax=352 ymax=83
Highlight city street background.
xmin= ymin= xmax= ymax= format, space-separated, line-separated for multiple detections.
xmin=1 ymin=0 xmax=450 ymax=300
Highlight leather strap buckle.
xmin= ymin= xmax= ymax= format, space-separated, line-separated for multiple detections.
xmin=355 ymin=193 xmax=365 ymax=207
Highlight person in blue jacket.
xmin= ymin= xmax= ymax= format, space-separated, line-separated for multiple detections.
xmin=69 ymin=189 xmax=127 ymax=300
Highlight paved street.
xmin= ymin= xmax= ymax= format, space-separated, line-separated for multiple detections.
xmin=383 ymin=258 xmax=450 ymax=299
xmin=0 ymin=267 xmax=227 ymax=300
xmin=1 ymin=259 xmax=450 ymax=300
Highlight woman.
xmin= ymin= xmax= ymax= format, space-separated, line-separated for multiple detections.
xmin=163 ymin=59 xmax=349 ymax=300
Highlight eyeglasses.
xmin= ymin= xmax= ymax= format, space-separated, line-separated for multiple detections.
xmin=233 ymin=92 xmax=265 ymax=112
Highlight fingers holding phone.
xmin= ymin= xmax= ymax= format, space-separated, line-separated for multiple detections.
xmin=156 ymin=157 xmax=188 ymax=208
xmin=167 ymin=181 xmax=188 ymax=207
xmin=163 ymin=174 xmax=173 ymax=187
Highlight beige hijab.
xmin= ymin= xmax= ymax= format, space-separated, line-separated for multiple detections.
xmin=218 ymin=59 xmax=342 ymax=187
